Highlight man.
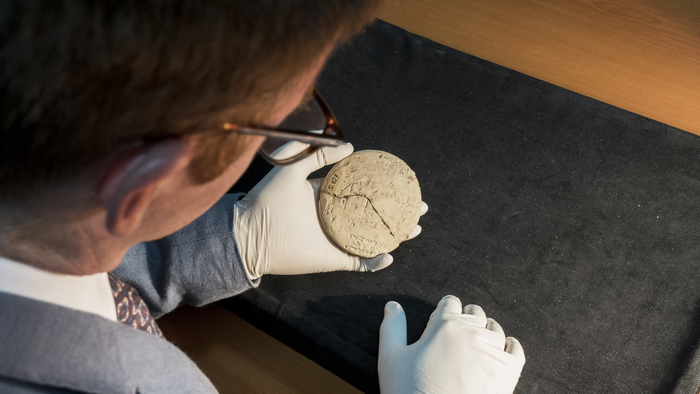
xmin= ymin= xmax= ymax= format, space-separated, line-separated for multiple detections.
xmin=0 ymin=1 xmax=525 ymax=393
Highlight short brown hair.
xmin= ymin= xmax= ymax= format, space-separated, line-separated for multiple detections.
xmin=0 ymin=0 xmax=378 ymax=200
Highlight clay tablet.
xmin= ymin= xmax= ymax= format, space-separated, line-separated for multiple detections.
xmin=319 ymin=150 xmax=421 ymax=258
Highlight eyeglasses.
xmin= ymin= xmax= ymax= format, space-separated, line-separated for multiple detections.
xmin=223 ymin=90 xmax=344 ymax=166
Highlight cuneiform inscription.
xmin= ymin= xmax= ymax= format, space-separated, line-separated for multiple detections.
xmin=345 ymin=234 xmax=388 ymax=257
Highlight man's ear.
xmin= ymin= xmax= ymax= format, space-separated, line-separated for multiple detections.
xmin=98 ymin=138 xmax=193 ymax=237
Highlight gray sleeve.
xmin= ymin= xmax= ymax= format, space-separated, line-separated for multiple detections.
xmin=112 ymin=193 xmax=259 ymax=318
xmin=0 ymin=376 xmax=82 ymax=393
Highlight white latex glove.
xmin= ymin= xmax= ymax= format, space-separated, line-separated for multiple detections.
xmin=379 ymin=295 xmax=525 ymax=394
xmin=234 ymin=142 xmax=428 ymax=280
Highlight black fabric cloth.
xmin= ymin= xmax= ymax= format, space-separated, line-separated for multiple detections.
xmin=222 ymin=20 xmax=700 ymax=394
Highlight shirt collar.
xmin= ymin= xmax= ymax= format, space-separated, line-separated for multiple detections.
xmin=0 ymin=256 xmax=117 ymax=321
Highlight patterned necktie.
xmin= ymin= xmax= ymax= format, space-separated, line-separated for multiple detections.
xmin=107 ymin=272 xmax=164 ymax=339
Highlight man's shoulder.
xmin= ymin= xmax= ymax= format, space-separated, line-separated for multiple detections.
xmin=0 ymin=292 xmax=217 ymax=393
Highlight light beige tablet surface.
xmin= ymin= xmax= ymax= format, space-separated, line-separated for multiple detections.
xmin=318 ymin=150 xmax=421 ymax=258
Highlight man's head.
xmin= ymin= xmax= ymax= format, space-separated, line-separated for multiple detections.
xmin=0 ymin=0 xmax=378 ymax=274
xmin=0 ymin=0 xmax=378 ymax=199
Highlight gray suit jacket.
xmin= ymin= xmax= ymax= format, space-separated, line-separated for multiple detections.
xmin=0 ymin=194 xmax=258 ymax=393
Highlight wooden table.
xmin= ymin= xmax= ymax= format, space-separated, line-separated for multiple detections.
xmin=158 ymin=305 xmax=361 ymax=393
xmin=378 ymin=0 xmax=700 ymax=136
xmin=379 ymin=0 xmax=700 ymax=134
xmin=159 ymin=1 xmax=700 ymax=392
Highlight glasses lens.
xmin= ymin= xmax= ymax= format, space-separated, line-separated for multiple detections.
xmin=277 ymin=96 xmax=327 ymax=133
xmin=259 ymin=95 xmax=327 ymax=163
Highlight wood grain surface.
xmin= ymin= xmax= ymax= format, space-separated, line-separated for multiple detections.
xmin=157 ymin=304 xmax=361 ymax=394
xmin=377 ymin=0 xmax=700 ymax=135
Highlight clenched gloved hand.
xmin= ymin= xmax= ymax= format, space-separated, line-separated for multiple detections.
xmin=234 ymin=142 xmax=428 ymax=280
xmin=379 ymin=295 xmax=525 ymax=394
